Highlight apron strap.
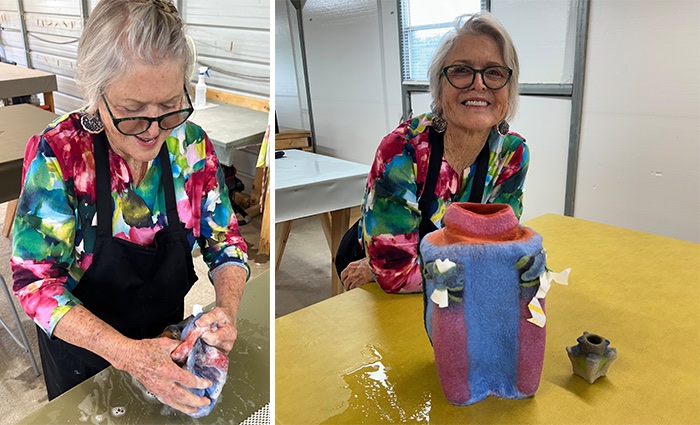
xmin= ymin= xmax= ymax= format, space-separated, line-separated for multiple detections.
xmin=468 ymin=139 xmax=490 ymax=203
xmin=93 ymin=132 xmax=113 ymax=238
xmin=419 ymin=127 xmax=445 ymax=240
xmin=156 ymin=144 xmax=180 ymax=228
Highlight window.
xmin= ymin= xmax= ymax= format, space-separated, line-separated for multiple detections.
xmin=399 ymin=0 xmax=483 ymax=82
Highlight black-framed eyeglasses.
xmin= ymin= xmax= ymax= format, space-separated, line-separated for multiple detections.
xmin=442 ymin=64 xmax=513 ymax=90
xmin=101 ymin=87 xmax=194 ymax=136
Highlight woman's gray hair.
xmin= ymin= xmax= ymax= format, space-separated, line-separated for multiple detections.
xmin=76 ymin=0 xmax=194 ymax=113
xmin=428 ymin=11 xmax=520 ymax=121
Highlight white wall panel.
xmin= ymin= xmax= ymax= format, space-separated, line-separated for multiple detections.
xmin=53 ymin=90 xmax=82 ymax=114
xmin=186 ymin=0 xmax=269 ymax=29
xmin=27 ymin=33 xmax=78 ymax=58
xmin=24 ymin=13 xmax=82 ymax=37
xmin=23 ymin=0 xmax=80 ymax=15
xmin=0 ymin=28 xmax=23 ymax=48
xmin=56 ymin=73 xmax=80 ymax=98
xmin=0 ymin=45 xmax=26 ymax=65
xmin=0 ymin=11 xmax=22 ymax=30
xmin=197 ymin=55 xmax=269 ymax=97
xmin=575 ymin=0 xmax=700 ymax=242
xmin=0 ymin=0 xmax=17 ymax=10
xmin=188 ymin=26 xmax=269 ymax=63
xmin=302 ymin=0 xmax=403 ymax=163
xmin=275 ymin=0 xmax=309 ymax=130
xmin=185 ymin=0 xmax=270 ymax=100
xmin=491 ymin=0 xmax=576 ymax=84
xmin=30 ymin=51 xmax=76 ymax=77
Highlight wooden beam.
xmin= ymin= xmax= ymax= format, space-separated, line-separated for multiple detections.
xmin=206 ymin=89 xmax=270 ymax=113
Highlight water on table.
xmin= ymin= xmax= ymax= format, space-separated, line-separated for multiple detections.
xmin=17 ymin=317 xmax=269 ymax=425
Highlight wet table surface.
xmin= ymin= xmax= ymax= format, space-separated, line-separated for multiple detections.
xmin=275 ymin=214 xmax=700 ymax=424
xmin=17 ymin=269 xmax=270 ymax=425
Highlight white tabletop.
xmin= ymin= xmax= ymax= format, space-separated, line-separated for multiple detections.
xmin=275 ymin=150 xmax=370 ymax=223
xmin=188 ymin=101 xmax=267 ymax=167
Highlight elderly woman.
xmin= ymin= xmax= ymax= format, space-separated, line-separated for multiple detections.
xmin=11 ymin=0 xmax=248 ymax=415
xmin=340 ymin=12 xmax=528 ymax=292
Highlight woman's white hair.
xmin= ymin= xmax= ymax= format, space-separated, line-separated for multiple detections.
xmin=76 ymin=0 xmax=194 ymax=113
xmin=428 ymin=11 xmax=520 ymax=121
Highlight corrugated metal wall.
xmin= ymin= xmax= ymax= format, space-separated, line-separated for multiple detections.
xmin=0 ymin=0 xmax=270 ymax=114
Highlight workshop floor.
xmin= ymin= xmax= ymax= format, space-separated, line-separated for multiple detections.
xmin=275 ymin=207 xmax=361 ymax=318
xmin=0 ymin=200 xmax=269 ymax=424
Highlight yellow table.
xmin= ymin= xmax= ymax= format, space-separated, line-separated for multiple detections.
xmin=275 ymin=215 xmax=700 ymax=424
xmin=17 ymin=269 xmax=270 ymax=425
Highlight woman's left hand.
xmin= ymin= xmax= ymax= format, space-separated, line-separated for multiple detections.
xmin=194 ymin=307 xmax=237 ymax=355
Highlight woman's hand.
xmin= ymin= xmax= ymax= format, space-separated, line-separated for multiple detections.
xmin=194 ymin=306 xmax=237 ymax=355
xmin=340 ymin=258 xmax=374 ymax=291
xmin=115 ymin=337 xmax=212 ymax=415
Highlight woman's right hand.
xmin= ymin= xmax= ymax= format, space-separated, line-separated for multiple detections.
xmin=340 ymin=258 xmax=374 ymax=291
xmin=115 ymin=337 xmax=212 ymax=415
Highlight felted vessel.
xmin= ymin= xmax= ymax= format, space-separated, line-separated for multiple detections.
xmin=167 ymin=313 xmax=229 ymax=418
xmin=566 ymin=331 xmax=617 ymax=383
xmin=420 ymin=202 xmax=566 ymax=406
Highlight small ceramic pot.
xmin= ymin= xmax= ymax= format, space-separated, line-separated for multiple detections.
xmin=566 ymin=331 xmax=617 ymax=383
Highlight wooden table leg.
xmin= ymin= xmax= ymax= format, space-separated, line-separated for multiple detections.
xmin=329 ymin=208 xmax=351 ymax=296
xmin=275 ymin=220 xmax=293 ymax=271
xmin=43 ymin=92 xmax=55 ymax=112
xmin=2 ymin=199 xmax=18 ymax=238
xmin=258 ymin=187 xmax=270 ymax=255
xmin=318 ymin=212 xmax=333 ymax=252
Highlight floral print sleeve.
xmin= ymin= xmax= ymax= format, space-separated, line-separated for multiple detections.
xmin=11 ymin=114 xmax=248 ymax=335
xmin=361 ymin=113 xmax=529 ymax=294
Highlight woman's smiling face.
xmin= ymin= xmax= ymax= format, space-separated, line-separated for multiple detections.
xmin=438 ymin=34 xmax=511 ymax=136
xmin=98 ymin=60 xmax=185 ymax=165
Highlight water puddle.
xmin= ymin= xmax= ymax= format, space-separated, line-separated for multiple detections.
xmin=323 ymin=344 xmax=431 ymax=423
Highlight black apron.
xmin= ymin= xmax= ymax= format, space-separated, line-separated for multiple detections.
xmin=37 ymin=132 xmax=198 ymax=400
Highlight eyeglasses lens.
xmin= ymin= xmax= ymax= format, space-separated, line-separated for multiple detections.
xmin=116 ymin=110 xmax=191 ymax=136
xmin=446 ymin=66 xmax=510 ymax=90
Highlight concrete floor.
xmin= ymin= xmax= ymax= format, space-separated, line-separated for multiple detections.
xmin=0 ymin=200 xmax=269 ymax=423
xmin=275 ymin=208 xmax=361 ymax=318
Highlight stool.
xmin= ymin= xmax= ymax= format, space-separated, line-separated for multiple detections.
xmin=0 ymin=274 xmax=40 ymax=376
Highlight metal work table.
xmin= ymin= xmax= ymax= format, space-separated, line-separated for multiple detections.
xmin=17 ymin=269 xmax=270 ymax=425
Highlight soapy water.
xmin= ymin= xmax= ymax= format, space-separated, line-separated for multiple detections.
xmin=71 ymin=318 xmax=268 ymax=424
xmin=322 ymin=344 xmax=431 ymax=423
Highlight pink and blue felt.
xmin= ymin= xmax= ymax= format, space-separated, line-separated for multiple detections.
xmin=177 ymin=313 xmax=229 ymax=418
xmin=421 ymin=209 xmax=547 ymax=405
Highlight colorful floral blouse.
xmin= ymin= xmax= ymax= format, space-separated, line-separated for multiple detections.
xmin=361 ymin=113 xmax=529 ymax=293
xmin=11 ymin=112 xmax=249 ymax=336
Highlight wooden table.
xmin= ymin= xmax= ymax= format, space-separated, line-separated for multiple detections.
xmin=17 ymin=269 xmax=270 ymax=425
xmin=275 ymin=214 xmax=700 ymax=424
xmin=275 ymin=127 xmax=311 ymax=151
xmin=275 ymin=149 xmax=370 ymax=295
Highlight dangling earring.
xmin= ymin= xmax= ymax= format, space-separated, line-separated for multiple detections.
xmin=432 ymin=109 xmax=447 ymax=133
xmin=81 ymin=111 xmax=104 ymax=134
xmin=497 ymin=119 xmax=509 ymax=137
